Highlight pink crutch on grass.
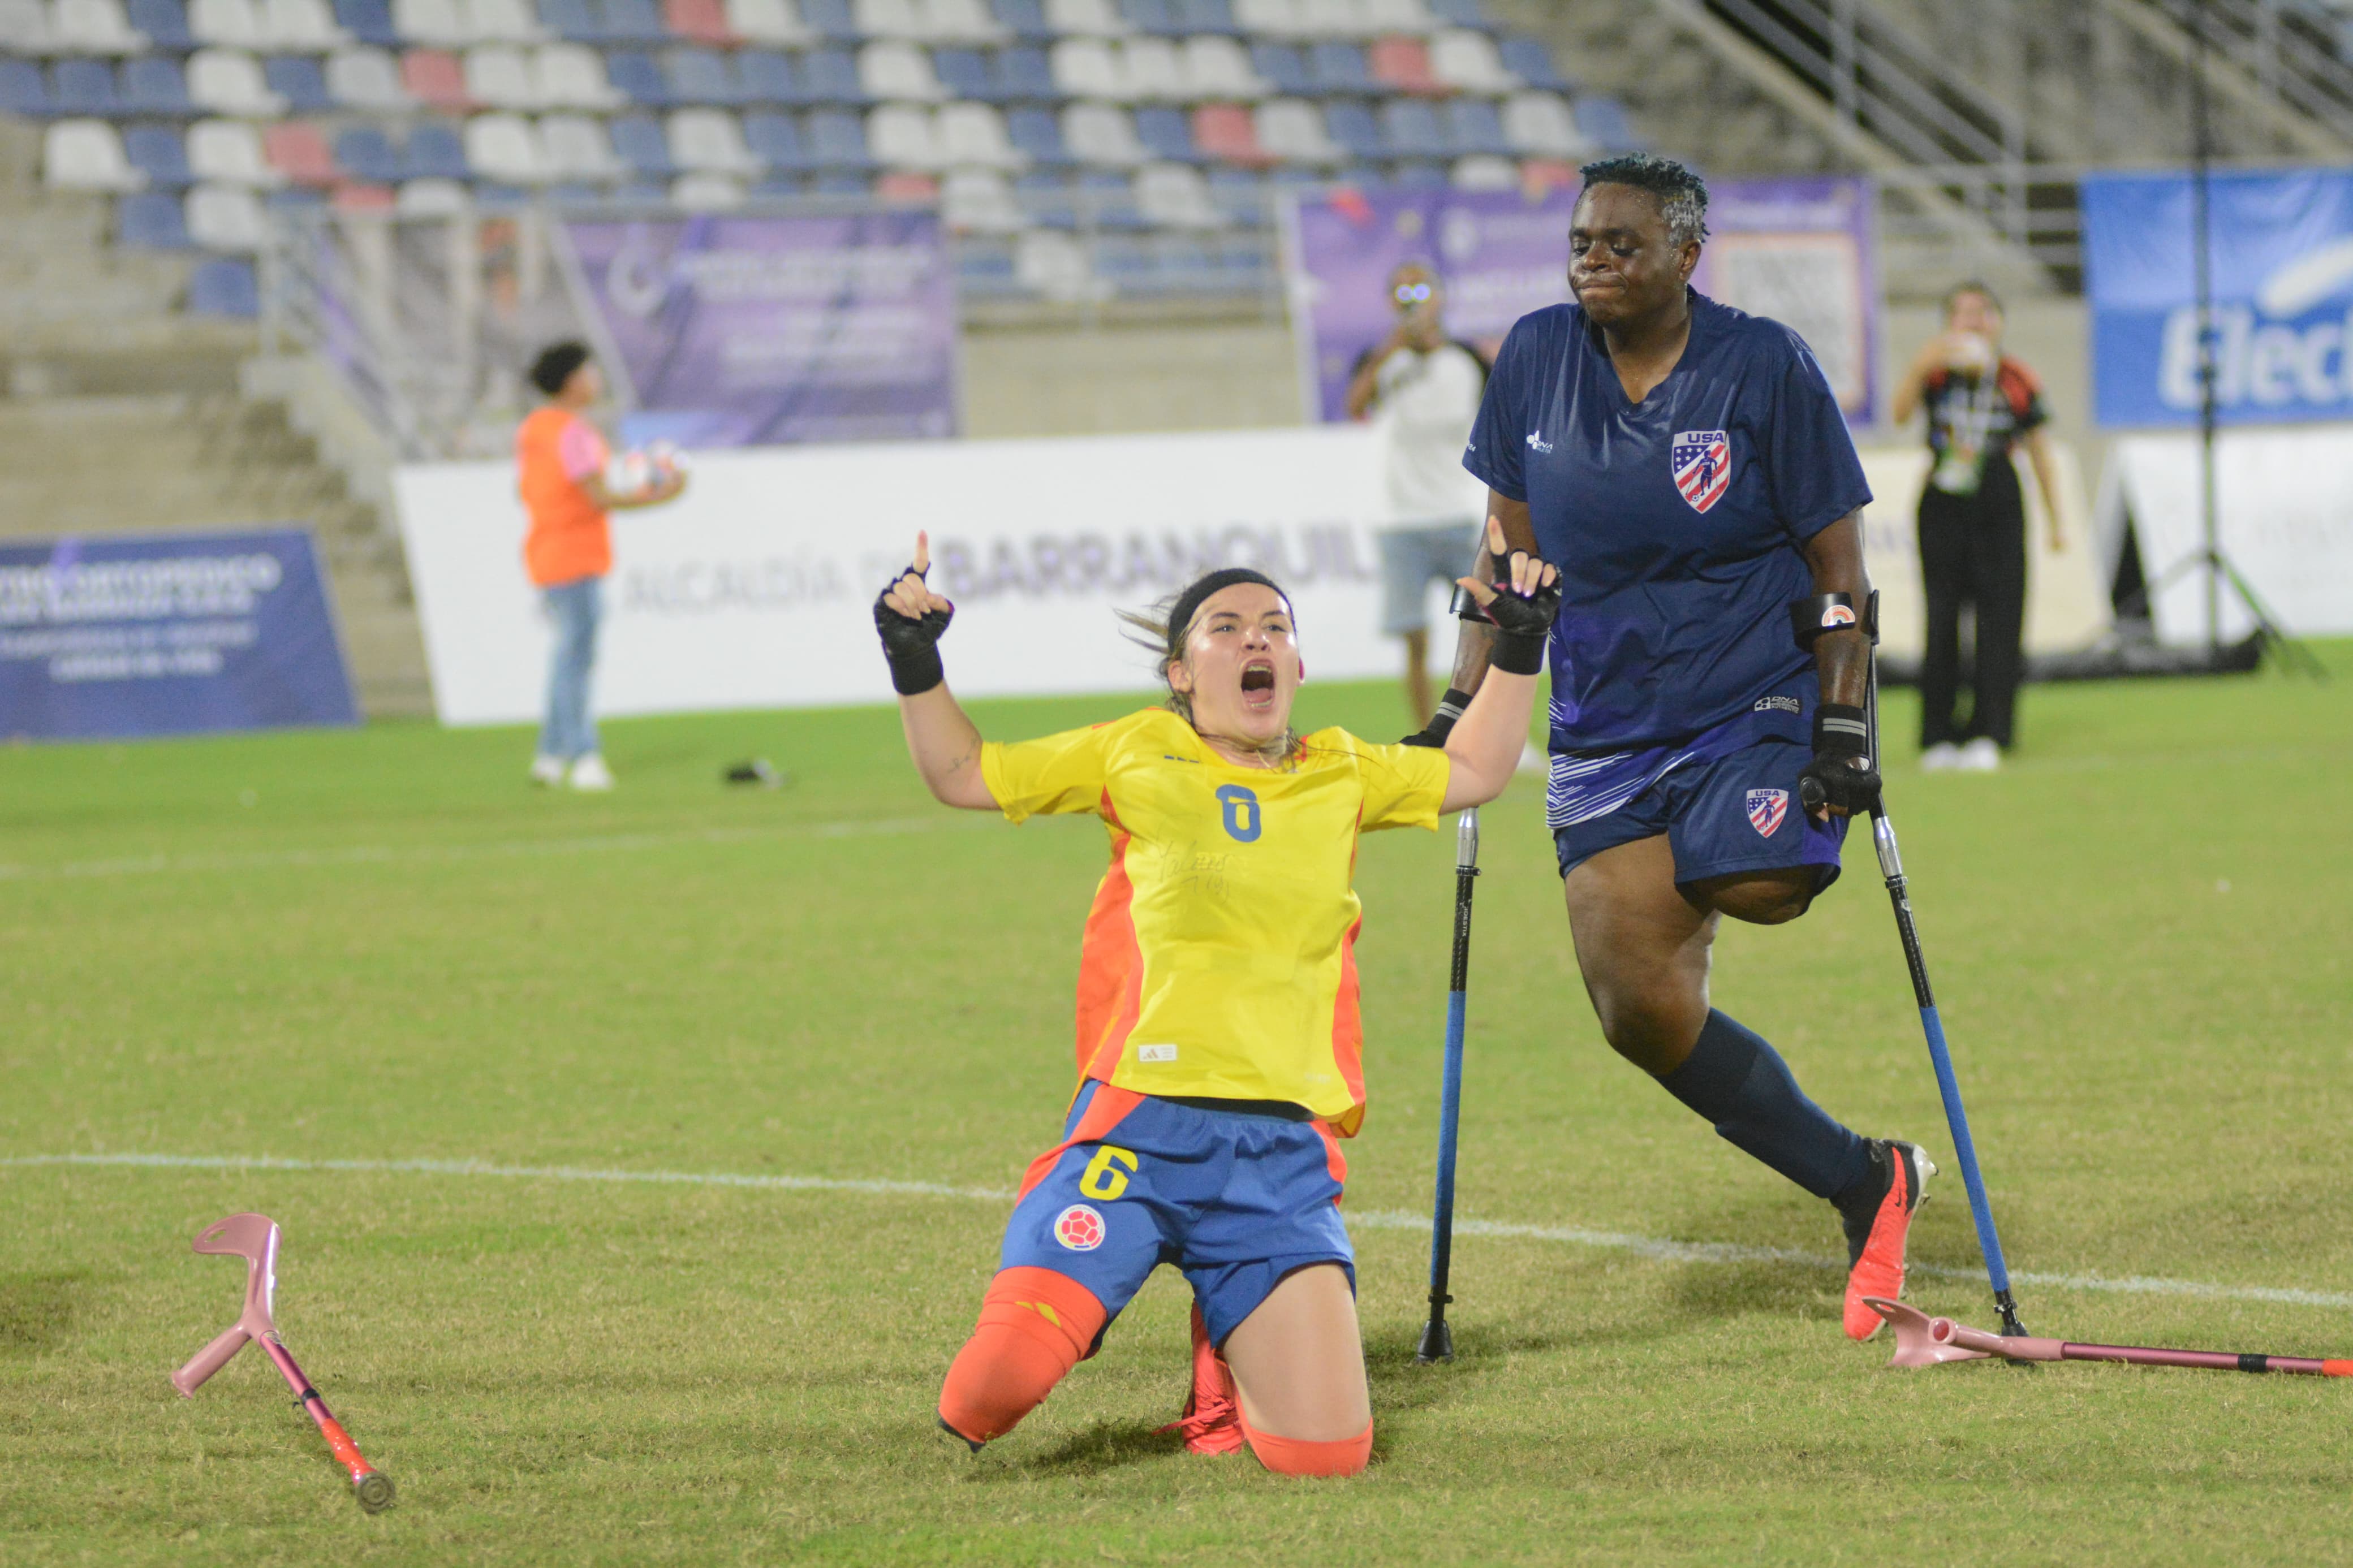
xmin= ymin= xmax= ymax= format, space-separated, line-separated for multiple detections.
xmin=173 ymin=1212 xmax=396 ymax=1513
xmin=1867 ymin=1297 xmax=2353 ymax=1378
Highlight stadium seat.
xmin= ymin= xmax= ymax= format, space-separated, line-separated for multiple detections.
xmin=395 ymin=173 xmax=468 ymax=209
xmin=333 ymin=122 xmax=399 ymax=179
xmin=54 ymin=0 xmax=151 ymax=53
xmin=663 ymin=0 xmax=733 ymax=41
xmin=1252 ymin=97 xmax=1335 ymax=162
xmin=1390 ymin=157 xmax=1443 ymax=186
xmin=189 ymin=0 xmax=262 ymax=44
xmin=723 ymin=0 xmax=809 ymax=44
xmin=937 ymin=98 xmax=1018 ymax=165
xmin=1178 ymin=34 xmax=1264 ymax=96
xmin=187 ymin=256 xmax=260 ymax=316
xmin=1076 ymin=166 xmax=1143 ymax=228
xmin=1428 ymin=26 xmax=1510 ymax=90
xmin=1361 ymin=0 xmax=1433 ymax=29
xmin=860 ymin=38 xmax=944 ymax=98
xmin=799 ymin=45 xmax=863 ymax=100
xmin=1117 ymin=0 xmax=1174 ymax=33
xmin=802 ymin=105 xmax=870 ymax=164
xmin=992 ymin=43 xmax=1052 ymax=97
xmin=1322 ymin=97 xmax=1378 ymax=158
xmin=1425 ymin=0 xmax=1483 ymax=24
xmin=669 ymin=105 xmax=757 ymax=170
xmin=472 ymin=0 xmax=548 ymax=40
xmin=1012 ymin=167 xmax=1072 ymax=226
xmin=1203 ymin=162 xmax=1259 ymax=221
xmin=1297 ymin=0 xmax=1367 ymax=36
xmin=464 ymin=111 xmax=545 ymax=179
xmin=536 ymin=41 xmax=618 ymax=104
xmin=1049 ymin=37 xmax=1118 ymax=98
xmin=537 ymin=0 xmax=596 ymax=36
xmin=331 ymin=178 xmax=394 ymax=208
xmin=1131 ymin=103 xmax=1193 ymax=159
xmin=734 ymin=47 xmax=797 ymax=101
xmin=1003 ymin=104 xmax=1067 ymax=165
xmin=1575 ymin=94 xmax=1641 ymax=151
xmin=119 ymin=54 xmax=191 ymax=111
xmin=1015 ymin=228 xmax=1091 ymax=298
xmin=1188 ymin=101 xmax=1264 ymax=163
xmin=537 ymin=110 xmax=620 ymax=175
xmin=1246 ymin=42 xmax=1307 ymax=94
xmin=46 ymin=120 xmax=144 ymax=190
xmin=1376 ymin=95 xmax=1437 ymax=156
xmin=740 ymin=108 xmax=808 ymax=167
xmin=1061 ymin=100 xmax=1141 ymax=163
xmin=326 ymin=46 xmax=409 ymax=106
xmin=799 ymin=0 xmax=856 ymax=39
xmin=327 ymin=0 xmax=394 ymax=38
xmin=188 ymin=48 xmax=287 ymax=113
xmin=123 ymin=0 xmax=193 ymax=44
xmin=940 ymin=164 xmax=1017 ymax=230
xmin=1172 ymin=0 xmax=1236 ymax=31
xmin=49 ymin=59 xmax=122 ymax=116
xmin=1502 ymin=88 xmax=1582 ymax=157
xmin=188 ymin=116 xmax=276 ymax=180
xmin=874 ymin=167 xmax=934 ymax=200
xmin=1047 ymin=0 xmax=1121 ymax=32
xmin=1440 ymin=94 xmax=1505 ymax=155
xmin=1448 ymin=150 xmax=1511 ymax=187
xmin=1232 ymin=0 xmax=1296 ymax=37
xmin=403 ymin=119 xmax=467 ymax=175
xmin=257 ymin=0 xmax=348 ymax=46
xmin=123 ymin=123 xmax=193 ymax=185
xmin=606 ymin=108 xmax=677 ymax=171
xmin=923 ymin=0 xmax=1003 ymax=42
xmin=399 ymin=47 xmax=471 ymax=107
xmin=1497 ymin=33 xmax=1566 ymax=91
xmin=390 ymin=0 xmax=459 ymax=40
xmin=987 ymin=0 xmax=1050 ymax=41
xmin=1119 ymin=35 xmax=1182 ymax=98
xmin=1305 ymin=38 xmax=1368 ymax=91
xmin=2 ymin=0 xmax=61 ymax=49
xmin=865 ymin=100 xmax=940 ymax=165
xmin=852 ymin=0 xmax=915 ymax=34
xmin=1367 ymin=34 xmax=1439 ymax=93
xmin=670 ymin=169 xmax=743 ymax=206
xmin=930 ymin=45 xmax=989 ymax=97
xmin=604 ymin=48 xmax=669 ymax=102
xmin=602 ymin=0 xmax=669 ymax=42
xmin=1135 ymin=158 xmax=1215 ymax=226
xmin=261 ymin=120 xmax=336 ymax=182
xmin=262 ymin=54 xmax=334 ymax=110
xmin=665 ymin=45 xmax=742 ymax=103
xmin=186 ymin=180 xmax=266 ymax=246
xmin=808 ymin=169 xmax=863 ymax=191
xmin=0 ymin=62 xmax=53 ymax=119
xmin=119 ymin=189 xmax=193 ymax=244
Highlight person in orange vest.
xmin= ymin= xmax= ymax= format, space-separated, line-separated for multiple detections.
xmin=517 ymin=342 xmax=685 ymax=791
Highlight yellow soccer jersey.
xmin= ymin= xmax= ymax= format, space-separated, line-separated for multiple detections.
xmin=980 ymin=707 xmax=1451 ymax=1133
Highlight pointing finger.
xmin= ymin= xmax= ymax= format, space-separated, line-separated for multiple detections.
xmin=912 ymin=531 xmax=930 ymax=577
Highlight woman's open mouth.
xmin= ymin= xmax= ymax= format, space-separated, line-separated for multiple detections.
xmin=1240 ymin=660 xmax=1277 ymax=709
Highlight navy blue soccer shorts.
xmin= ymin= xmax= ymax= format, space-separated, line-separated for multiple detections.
xmin=1550 ymin=732 xmax=1849 ymax=889
xmin=999 ymin=1079 xmax=1353 ymax=1349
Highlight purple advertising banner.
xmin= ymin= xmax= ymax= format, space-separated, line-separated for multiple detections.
xmin=1289 ymin=177 xmax=1879 ymax=424
xmin=558 ymin=211 xmax=959 ymax=449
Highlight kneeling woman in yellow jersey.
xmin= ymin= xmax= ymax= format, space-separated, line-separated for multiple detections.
xmin=878 ymin=522 xmax=1558 ymax=1478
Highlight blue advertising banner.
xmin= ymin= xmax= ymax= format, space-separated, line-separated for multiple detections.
xmin=556 ymin=211 xmax=960 ymax=450
xmin=2083 ymin=169 xmax=2353 ymax=428
xmin=0 ymin=529 xmax=359 ymax=741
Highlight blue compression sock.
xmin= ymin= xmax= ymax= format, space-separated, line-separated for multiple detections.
xmin=1659 ymin=1010 xmax=1871 ymax=1200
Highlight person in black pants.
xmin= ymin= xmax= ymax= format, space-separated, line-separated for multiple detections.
xmin=1890 ymin=282 xmax=2067 ymax=772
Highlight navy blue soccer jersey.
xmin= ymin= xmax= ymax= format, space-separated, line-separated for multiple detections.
xmin=1462 ymin=291 xmax=1872 ymax=753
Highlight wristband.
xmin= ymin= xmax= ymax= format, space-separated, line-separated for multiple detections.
xmin=1812 ymin=702 xmax=1869 ymax=759
xmin=886 ymin=645 xmax=945 ymax=697
xmin=1489 ymin=627 xmax=1547 ymax=676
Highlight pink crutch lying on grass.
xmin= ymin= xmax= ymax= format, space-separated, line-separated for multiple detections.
xmin=173 ymin=1212 xmax=396 ymax=1513
xmin=1866 ymin=1296 xmax=2353 ymax=1377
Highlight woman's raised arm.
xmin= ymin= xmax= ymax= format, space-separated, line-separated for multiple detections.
xmin=878 ymin=533 xmax=998 ymax=811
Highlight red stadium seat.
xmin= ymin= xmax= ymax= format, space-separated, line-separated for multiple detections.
xmin=263 ymin=122 xmax=341 ymax=184
xmin=1368 ymin=34 xmax=1442 ymax=94
xmin=664 ymin=0 xmax=738 ymax=44
xmin=1519 ymin=157 xmax=1574 ymax=194
xmin=332 ymin=180 xmax=398 ymax=209
xmin=400 ymin=48 xmax=472 ymax=111
xmin=876 ymin=168 xmax=937 ymax=201
xmin=1190 ymin=102 xmax=1271 ymax=166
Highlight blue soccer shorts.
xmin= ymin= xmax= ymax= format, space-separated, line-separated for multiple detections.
xmin=999 ymin=1080 xmax=1354 ymax=1350
xmin=1552 ymin=732 xmax=1849 ymax=889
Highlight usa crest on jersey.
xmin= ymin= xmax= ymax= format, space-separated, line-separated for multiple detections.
xmin=1746 ymin=787 xmax=1788 ymax=837
xmin=1671 ymin=430 xmax=1732 ymax=513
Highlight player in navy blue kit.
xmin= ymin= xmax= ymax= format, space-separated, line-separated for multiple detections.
xmin=1407 ymin=154 xmax=1930 ymax=1339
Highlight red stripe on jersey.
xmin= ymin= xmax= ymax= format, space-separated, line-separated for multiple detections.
xmin=1324 ymin=914 xmax=1367 ymax=1138
xmin=1014 ymin=1084 xmax=1145 ymax=1204
xmin=1313 ymin=1120 xmax=1348 ymax=1194
xmin=1074 ymin=798 xmax=1146 ymax=1086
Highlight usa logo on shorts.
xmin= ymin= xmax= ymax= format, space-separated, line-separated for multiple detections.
xmin=1746 ymin=788 xmax=1789 ymax=837
xmin=1671 ymin=430 xmax=1732 ymax=513
xmin=1053 ymin=1204 xmax=1106 ymax=1251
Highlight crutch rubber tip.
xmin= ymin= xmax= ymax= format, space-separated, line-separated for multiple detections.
xmin=354 ymin=1471 xmax=396 ymax=1513
xmin=1415 ymin=1319 xmax=1454 ymax=1364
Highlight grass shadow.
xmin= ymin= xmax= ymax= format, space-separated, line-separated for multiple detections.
xmin=1010 ymin=1418 xmax=1182 ymax=1476
xmin=0 ymin=1271 xmax=90 ymax=1355
xmin=1661 ymin=1259 xmax=1840 ymax=1325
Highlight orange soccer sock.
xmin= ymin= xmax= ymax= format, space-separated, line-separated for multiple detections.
xmin=937 ymin=1267 xmax=1108 ymax=1447
xmin=1240 ymin=1418 xmax=1374 ymax=1479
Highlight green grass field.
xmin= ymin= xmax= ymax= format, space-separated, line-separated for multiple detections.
xmin=5 ymin=647 xmax=2351 ymax=1566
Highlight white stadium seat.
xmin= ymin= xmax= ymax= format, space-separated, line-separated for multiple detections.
xmin=1049 ymin=37 xmax=1122 ymax=98
xmin=186 ymin=182 xmax=268 ymax=249
xmin=53 ymin=0 xmax=150 ymax=54
xmin=1232 ymin=0 xmax=1300 ymax=38
xmin=534 ymin=44 xmax=619 ymax=109
xmin=1503 ymin=90 xmax=1586 ymax=157
xmin=1136 ymin=161 xmax=1219 ymax=228
xmin=941 ymin=167 xmax=1018 ymax=233
xmin=466 ymin=0 xmax=544 ymax=42
xmin=187 ymin=48 xmax=288 ymax=115
xmin=328 ymin=46 xmax=412 ymax=108
xmin=1295 ymin=0 xmax=1367 ymax=36
xmin=937 ymin=100 xmax=1020 ymax=167
xmin=539 ymin=113 xmax=622 ymax=178
xmin=852 ymin=0 xmax=920 ymax=37
xmin=1118 ymin=37 xmax=1182 ymax=100
xmin=1015 ymin=230 xmax=1096 ymax=302
xmin=670 ymin=172 xmax=744 ymax=209
xmin=920 ymin=0 xmax=1002 ymax=43
xmin=1043 ymin=0 xmax=1124 ymax=36
xmin=255 ymin=0 xmax=347 ymax=48
xmin=396 ymin=176 xmax=470 ymax=214
xmin=464 ymin=113 xmax=546 ymax=182
xmin=1060 ymin=100 xmax=1143 ymax=164
xmin=668 ymin=107 xmax=759 ymax=172
xmin=1179 ymin=36 xmax=1268 ymax=98
xmin=858 ymin=39 xmax=945 ymax=100
xmin=3 ymin=0 xmax=60 ymax=53
xmin=1360 ymin=0 xmax=1435 ymax=31
xmin=44 ymin=120 xmax=144 ymax=191
xmin=1252 ymin=97 xmax=1339 ymax=162
xmin=391 ymin=0 xmax=467 ymax=47
xmin=865 ymin=101 xmax=943 ymax=167
xmin=189 ymin=0 xmax=263 ymax=45
xmin=724 ymin=0 xmax=811 ymax=45
xmin=188 ymin=116 xmax=282 ymax=183
xmin=1430 ymin=28 xmax=1516 ymax=92
xmin=1450 ymin=153 xmax=1516 ymax=189
xmin=464 ymin=44 xmax=537 ymax=108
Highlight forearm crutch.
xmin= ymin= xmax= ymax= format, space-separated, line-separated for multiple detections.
xmin=173 ymin=1213 xmax=397 ymax=1513
xmin=1417 ymin=807 xmax=1480 ymax=1364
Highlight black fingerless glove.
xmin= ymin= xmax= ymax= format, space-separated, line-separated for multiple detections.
xmin=873 ymin=571 xmax=953 ymax=696
xmin=1481 ymin=545 xmax=1563 ymax=677
xmin=1797 ymin=701 xmax=1881 ymax=814
xmin=1401 ymin=687 xmax=1471 ymax=748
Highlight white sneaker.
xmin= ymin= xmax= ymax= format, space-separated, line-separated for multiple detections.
xmin=528 ymin=754 xmax=567 ymax=786
xmin=1956 ymin=737 xmax=2002 ymax=772
xmin=1516 ymin=741 xmax=1549 ymax=775
xmin=568 ymin=754 xmax=615 ymax=791
xmin=1919 ymin=742 xmax=1960 ymax=772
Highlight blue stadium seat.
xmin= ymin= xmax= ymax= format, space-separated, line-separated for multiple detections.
xmin=1005 ymin=105 xmax=1068 ymax=165
xmin=956 ymin=239 xmax=1016 ymax=287
xmin=993 ymin=45 xmax=1053 ymax=100
xmin=187 ymin=257 xmax=260 ymax=317
xmin=1575 ymin=94 xmax=1641 ymax=151
xmin=335 ymin=125 xmax=401 ymax=182
xmin=798 ymin=46 xmax=864 ymax=102
xmin=541 ymin=0 xmax=602 ymax=39
xmin=1248 ymin=44 xmax=1308 ymax=96
xmin=750 ymin=174 xmax=805 ymax=196
xmin=1498 ymin=36 xmax=1569 ymax=92
xmin=122 ymin=55 xmax=193 ymax=114
xmin=118 ymin=192 xmax=192 ymax=249
xmin=989 ymin=0 xmax=1053 ymax=42
xmin=124 ymin=125 xmax=193 ymax=185
xmin=1079 ymin=167 xmax=1145 ymax=231
xmin=1015 ymin=168 xmax=1074 ymax=227
xmin=609 ymin=113 xmax=680 ymax=174
xmin=264 ymin=57 xmax=334 ymax=113
xmin=1173 ymin=0 xmax=1236 ymax=33
xmin=932 ymin=47 xmax=990 ymax=99
xmin=1426 ymin=0 xmax=1488 ymax=26
xmin=51 ymin=61 xmax=122 ymax=118
xmin=1204 ymin=165 xmax=1261 ymax=226
xmin=268 ymin=188 xmax=329 ymax=213
xmin=811 ymin=171 xmax=868 ymax=193
xmin=332 ymin=0 xmax=399 ymax=44
xmin=1442 ymin=96 xmax=1509 ymax=156
xmin=0 ymin=62 xmax=53 ymax=118
xmin=1132 ymin=106 xmax=1197 ymax=162
xmin=605 ymin=51 xmax=673 ymax=105
xmin=803 ymin=107 xmax=874 ymax=167
xmin=128 ymin=0 xmax=196 ymax=46
xmin=602 ymin=0 xmax=670 ymax=44
xmin=742 ymin=110 xmax=812 ymax=169
xmin=735 ymin=50 xmax=799 ymax=103
xmin=1378 ymin=97 xmax=1442 ymax=157
xmin=1307 ymin=41 xmax=1369 ymax=94
xmin=665 ymin=47 xmax=742 ymax=104
xmin=404 ymin=122 xmax=469 ymax=178
xmin=800 ymin=0 xmax=859 ymax=41
xmin=1119 ymin=0 xmax=1178 ymax=33
xmin=1092 ymin=234 xmax=1153 ymax=284
xmin=1391 ymin=159 xmax=1446 ymax=187
xmin=1323 ymin=101 xmax=1381 ymax=160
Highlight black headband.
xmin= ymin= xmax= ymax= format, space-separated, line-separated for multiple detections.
xmin=1166 ymin=568 xmax=1289 ymax=651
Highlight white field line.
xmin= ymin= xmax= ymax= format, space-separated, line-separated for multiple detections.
xmin=9 ymin=1151 xmax=2351 ymax=1312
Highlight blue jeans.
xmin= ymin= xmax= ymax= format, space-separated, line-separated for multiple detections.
xmin=538 ymin=576 xmax=602 ymax=761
